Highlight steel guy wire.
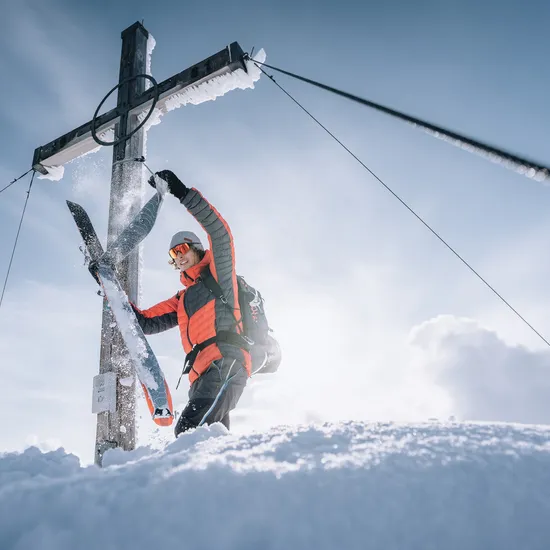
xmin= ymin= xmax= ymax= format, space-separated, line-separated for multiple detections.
xmin=0 ymin=170 xmax=36 ymax=311
xmin=255 ymin=62 xmax=550 ymax=349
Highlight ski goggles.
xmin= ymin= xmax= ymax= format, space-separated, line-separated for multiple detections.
xmin=169 ymin=243 xmax=192 ymax=259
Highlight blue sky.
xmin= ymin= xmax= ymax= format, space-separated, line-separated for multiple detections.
xmin=1 ymin=0 xmax=550 ymax=463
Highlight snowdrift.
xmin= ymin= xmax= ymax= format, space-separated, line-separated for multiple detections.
xmin=1 ymin=421 xmax=549 ymax=550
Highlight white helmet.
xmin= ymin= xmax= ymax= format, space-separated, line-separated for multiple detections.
xmin=169 ymin=231 xmax=204 ymax=252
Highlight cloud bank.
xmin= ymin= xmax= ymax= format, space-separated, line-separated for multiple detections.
xmin=410 ymin=315 xmax=550 ymax=424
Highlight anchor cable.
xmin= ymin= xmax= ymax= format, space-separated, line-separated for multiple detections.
xmin=250 ymin=58 xmax=550 ymax=182
xmin=0 ymin=167 xmax=34 ymax=196
xmin=255 ymin=63 xmax=550 ymax=349
xmin=0 ymin=170 xmax=36 ymax=311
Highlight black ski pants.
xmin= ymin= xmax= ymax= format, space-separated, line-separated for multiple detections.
xmin=174 ymin=357 xmax=247 ymax=437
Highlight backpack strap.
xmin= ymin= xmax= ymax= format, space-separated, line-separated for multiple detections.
xmin=199 ymin=268 xmax=230 ymax=305
xmin=198 ymin=268 xmax=243 ymax=331
xmin=176 ymin=330 xmax=252 ymax=389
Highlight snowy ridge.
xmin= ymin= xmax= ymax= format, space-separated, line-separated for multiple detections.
xmin=1 ymin=421 xmax=549 ymax=550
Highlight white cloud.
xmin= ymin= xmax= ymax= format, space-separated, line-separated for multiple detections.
xmin=409 ymin=314 xmax=550 ymax=424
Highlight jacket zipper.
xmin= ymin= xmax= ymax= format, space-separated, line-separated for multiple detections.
xmin=179 ymin=290 xmax=193 ymax=350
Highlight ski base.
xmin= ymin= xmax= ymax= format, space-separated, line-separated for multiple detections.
xmin=67 ymin=199 xmax=173 ymax=427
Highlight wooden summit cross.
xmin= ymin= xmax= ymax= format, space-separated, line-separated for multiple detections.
xmin=32 ymin=21 xmax=251 ymax=465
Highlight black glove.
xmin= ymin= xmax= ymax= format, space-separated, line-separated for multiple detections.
xmin=148 ymin=170 xmax=188 ymax=201
xmin=88 ymin=260 xmax=100 ymax=286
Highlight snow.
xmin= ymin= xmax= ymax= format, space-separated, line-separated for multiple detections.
xmin=37 ymin=128 xmax=115 ymax=181
xmin=141 ymin=33 xmax=156 ymax=158
xmin=421 ymin=127 xmax=550 ymax=182
xmin=152 ymin=173 xmax=168 ymax=195
xmin=36 ymin=164 xmax=64 ymax=181
xmin=118 ymin=376 xmax=134 ymax=387
xmin=99 ymin=271 xmax=158 ymax=390
xmin=1 ymin=421 xmax=550 ymax=550
xmin=139 ymin=48 xmax=266 ymax=132
xmin=145 ymin=34 xmax=156 ymax=90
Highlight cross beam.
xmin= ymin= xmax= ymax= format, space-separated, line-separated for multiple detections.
xmin=32 ymin=40 xmax=246 ymax=174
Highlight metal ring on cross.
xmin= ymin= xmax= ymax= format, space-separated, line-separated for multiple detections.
xmin=91 ymin=74 xmax=159 ymax=147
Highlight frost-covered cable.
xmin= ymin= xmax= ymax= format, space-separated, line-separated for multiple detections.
xmin=250 ymin=58 xmax=550 ymax=183
xmin=0 ymin=168 xmax=34 ymax=196
xmin=111 ymin=156 xmax=156 ymax=178
xmin=112 ymin=156 xmax=146 ymax=167
xmin=256 ymin=63 xmax=550 ymax=350
xmin=0 ymin=171 xmax=36 ymax=311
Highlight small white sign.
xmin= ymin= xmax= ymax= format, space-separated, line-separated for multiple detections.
xmin=92 ymin=372 xmax=117 ymax=414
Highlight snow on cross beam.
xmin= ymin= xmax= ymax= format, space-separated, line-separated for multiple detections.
xmin=32 ymin=42 xmax=265 ymax=179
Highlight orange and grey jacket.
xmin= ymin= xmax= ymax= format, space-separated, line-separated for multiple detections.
xmin=132 ymin=188 xmax=251 ymax=384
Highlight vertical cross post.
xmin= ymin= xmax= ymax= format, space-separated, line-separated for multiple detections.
xmin=95 ymin=22 xmax=149 ymax=464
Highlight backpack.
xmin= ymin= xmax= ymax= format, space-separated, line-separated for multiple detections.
xmin=200 ymin=269 xmax=281 ymax=375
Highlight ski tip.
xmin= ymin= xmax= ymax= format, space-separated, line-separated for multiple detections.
xmin=154 ymin=416 xmax=174 ymax=427
xmin=142 ymin=385 xmax=174 ymax=426
xmin=66 ymin=200 xmax=83 ymax=213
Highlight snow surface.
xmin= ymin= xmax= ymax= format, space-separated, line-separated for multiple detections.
xmin=1 ymin=421 xmax=550 ymax=550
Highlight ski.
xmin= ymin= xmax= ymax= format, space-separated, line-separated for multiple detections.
xmin=67 ymin=192 xmax=173 ymax=427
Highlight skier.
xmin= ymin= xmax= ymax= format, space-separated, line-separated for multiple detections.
xmin=130 ymin=170 xmax=251 ymax=436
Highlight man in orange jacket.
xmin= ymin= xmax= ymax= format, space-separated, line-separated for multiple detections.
xmin=132 ymin=170 xmax=251 ymax=437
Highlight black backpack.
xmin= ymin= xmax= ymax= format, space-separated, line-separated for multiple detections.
xmin=200 ymin=269 xmax=281 ymax=375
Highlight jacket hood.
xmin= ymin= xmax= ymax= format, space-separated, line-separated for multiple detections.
xmin=179 ymin=249 xmax=212 ymax=287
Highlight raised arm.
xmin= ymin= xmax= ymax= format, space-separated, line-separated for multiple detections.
xmin=182 ymin=188 xmax=237 ymax=300
xmin=151 ymin=170 xmax=239 ymax=310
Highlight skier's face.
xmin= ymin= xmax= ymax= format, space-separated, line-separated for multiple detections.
xmin=173 ymin=247 xmax=200 ymax=271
